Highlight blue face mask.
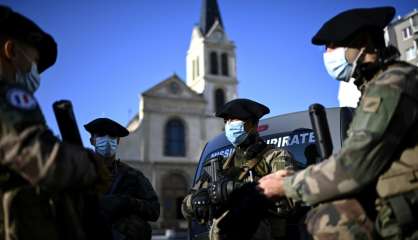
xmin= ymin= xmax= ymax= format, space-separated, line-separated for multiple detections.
xmin=323 ymin=47 xmax=353 ymax=82
xmin=225 ymin=120 xmax=248 ymax=146
xmin=94 ymin=135 xmax=118 ymax=157
xmin=323 ymin=47 xmax=366 ymax=82
xmin=15 ymin=48 xmax=41 ymax=93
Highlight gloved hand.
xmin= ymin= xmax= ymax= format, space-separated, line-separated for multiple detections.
xmin=191 ymin=188 xmax=210 ymax=222
xmin=208 ymin=178 xmax=242 ymax=205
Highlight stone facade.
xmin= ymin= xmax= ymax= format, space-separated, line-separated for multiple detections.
xmin=386 ymin=9 xmax=418 ymax=66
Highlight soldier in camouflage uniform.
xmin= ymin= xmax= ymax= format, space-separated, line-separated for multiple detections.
xmin=0 ymin=5 xmax=110 ymax=240
xmin=85 ymin=118 xmax=160 ymax=240
xmin=259 ymin=7 xmax=418 ymax=240
xmin=182 ymin=99 xmax=298 ymax=240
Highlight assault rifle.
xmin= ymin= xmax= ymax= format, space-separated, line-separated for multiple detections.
xmin=202 ymin=155 xmax=225 ymax=224
xmin=203 ymin=155 xmax=224 ymax=184
xmin=202 ymin=155 xmax=275 ymax=240
xmin=52 ymin=100 xmax=113 ymax=240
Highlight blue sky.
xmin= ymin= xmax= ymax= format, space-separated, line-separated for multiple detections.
xmin=3 ymin=0 xmax=415 ymax=147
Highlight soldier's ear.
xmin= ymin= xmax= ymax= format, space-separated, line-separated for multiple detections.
xmin=3 ymin=40 xmax=16 ymax=60
xmin=244 ymin=120 xmax=254 ymax=133
xmin=90 ymin=137 xmax=95 ymax=146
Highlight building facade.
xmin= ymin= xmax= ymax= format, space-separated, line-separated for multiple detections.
xmin=338 ymin=8 xmax=418 ymax=108
xmin=117 ymin=0 xmax=238 ymax=230
xmin=385 ymin=8 xmax=418 ymax=66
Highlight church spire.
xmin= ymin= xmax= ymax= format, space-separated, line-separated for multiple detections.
xmin=199 ymin=0 xmax=224 ymax=35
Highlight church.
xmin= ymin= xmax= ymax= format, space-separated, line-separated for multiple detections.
xmin=117 ymin=0 xmax=238 ymax=229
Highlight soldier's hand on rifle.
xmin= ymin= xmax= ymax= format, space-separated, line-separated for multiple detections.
xmin=191 ymin=188 xmax=210 ymax=222
xmin=208 ymin=178 xmax=242 ymax=204
xmin=258 ymin=170 xmax=293 ymax=200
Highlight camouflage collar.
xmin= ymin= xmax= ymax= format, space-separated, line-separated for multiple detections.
xmin=353 ymin=46 xmax=401 ymax=89
xmin=236 ymin=137 xmax=267 ymax=160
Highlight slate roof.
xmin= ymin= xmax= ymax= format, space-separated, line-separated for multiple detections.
xmin=200 ymin=0 xmax=224 ymax=35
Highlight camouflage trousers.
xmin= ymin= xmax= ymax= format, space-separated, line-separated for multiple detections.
xmin=306 ymin=199 xmax=374 ymax=240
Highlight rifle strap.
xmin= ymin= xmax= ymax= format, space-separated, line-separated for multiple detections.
xmin=222 ymin=151 xmax=236 ymax=171
xmin=238 ymin=146 xmax=271 ymax=181
xmin=107 ymin=174 xmax=123 ymax=195
xmin=106 ymin=160 xmax=126 ymax=195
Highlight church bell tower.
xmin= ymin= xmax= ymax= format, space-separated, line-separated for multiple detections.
xmin=186 ymin=0 xmax=238 ymax=116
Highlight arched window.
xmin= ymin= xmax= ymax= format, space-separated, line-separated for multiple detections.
xmin=215 ymin=88 xmax=225 ymax=114
xmin=164 ymin=119 xmax=185 ymax=156
xmin=221 ymin=53 xmax=229 ymax=76
xmin=210 ymin=52 xmax=218 ymax=75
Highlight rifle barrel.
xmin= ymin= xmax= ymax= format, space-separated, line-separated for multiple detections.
xmin=53 ymin=100 xmax=83 ymax=146
xmin=309 ymin=104 xmax=333 ymax=160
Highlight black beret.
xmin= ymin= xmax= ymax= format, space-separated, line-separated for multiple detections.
xmin=216 ymin=98 xmax=270 ymax=121
xmin=0 ymin=5 xmax=57 ymax=73
xmin=312 ymin=6 xmax=395 ymax=45
xmin=84 ymin=118 xmax=129 ymax=137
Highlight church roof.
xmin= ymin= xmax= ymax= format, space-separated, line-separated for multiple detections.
xmin=200 ymin=0 xmax=224 ymax=35
xmin=142 ymin=74 xmax=204 ymax=101
xmin=126 ymin=74 xmax=205 ymax=129
xmin=126 ymin=112 xmax=139 ymax=129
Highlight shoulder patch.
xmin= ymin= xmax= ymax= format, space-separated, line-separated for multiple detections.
xmin=362 ymin=96 xmax=381 ymax=113
xmin=6 ymin=88 xmax=38 ymax=110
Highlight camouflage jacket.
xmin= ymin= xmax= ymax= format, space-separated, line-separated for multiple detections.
xmin=100 ymin=160 xmax=160 ymax=240
xmin=183 ymin=135 xmax=295 ymax=239
xmin=0 ymin=82 xmax=102 ymax=240
xmin=283 ymin=62 xmax=418 ymax=205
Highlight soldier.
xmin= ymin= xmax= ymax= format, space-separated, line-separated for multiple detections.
xmin=259 ymin=6 xmax=418 ymax=240
xmin=182 ymin=98 xmax=298 ymax=240
xmin=0 ymin=5 xmax=110 ymax=240
xmin=84 ymin=118 xmax=160 ymax=240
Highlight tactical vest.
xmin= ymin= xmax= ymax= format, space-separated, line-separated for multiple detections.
xmin=375 ymin=143 xmax=418 ymax=237
xmin=375 ymin=63 xmax=418 ymax=198
xmin=376 ymin=145 xmax=418 ymax=198
xmin=222 ymin=144 xmax=273 ymax=183
xmin=372 ymin=63 xmax=418 ymax=237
